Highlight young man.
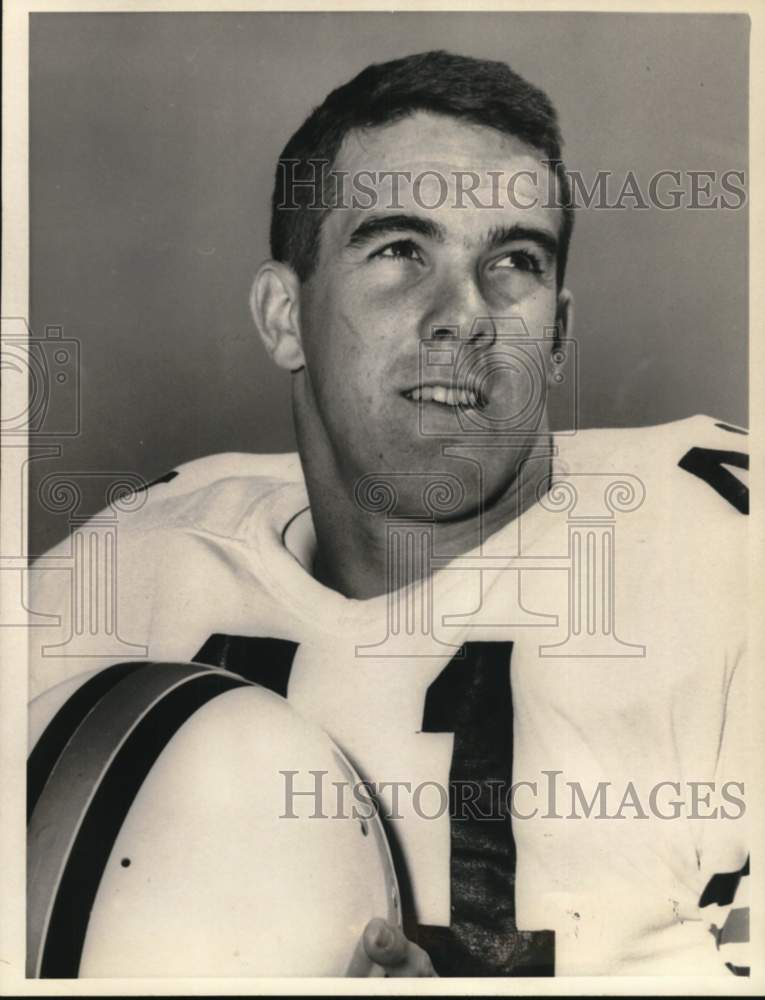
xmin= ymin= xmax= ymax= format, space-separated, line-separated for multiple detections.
xmin=28 ymin=51 xmax=749 ymax=977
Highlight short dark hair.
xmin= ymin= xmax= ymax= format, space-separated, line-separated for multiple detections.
xmin=270 ymin=49 xmax=574 ymax=289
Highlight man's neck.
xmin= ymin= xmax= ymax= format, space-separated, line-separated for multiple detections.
xmin=301 ymin=438 xmax=555 ymax=601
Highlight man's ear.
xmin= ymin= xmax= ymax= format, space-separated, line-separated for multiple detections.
xmin=249 ymin=260 xmax=305 ymax=372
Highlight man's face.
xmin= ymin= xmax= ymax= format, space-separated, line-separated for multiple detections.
xmin=294 ymin=111 xmax=570 ymax=517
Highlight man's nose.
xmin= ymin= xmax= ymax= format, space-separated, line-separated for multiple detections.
xmin=423 ymin=274 xmax=496 ymax=348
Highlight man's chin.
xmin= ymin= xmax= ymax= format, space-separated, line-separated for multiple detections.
xmin=349 ymin=445 xmax=488 ymax=522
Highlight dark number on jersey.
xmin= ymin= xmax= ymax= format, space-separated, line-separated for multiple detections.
xmin=193 ymin=634 xmax=554 ymax=976
xmin=678 ymin=447 xmax=748 ymax=515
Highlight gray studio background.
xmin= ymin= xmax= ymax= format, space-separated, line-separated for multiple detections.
xmin=29 ymin=12 xmax=748 ymax=554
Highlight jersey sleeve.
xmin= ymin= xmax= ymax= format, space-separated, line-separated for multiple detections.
xmin=26 ymin=509 xmax=158 ymax=701
xmin=26 ymin=451 xmax=304 ymax=701
xmin=676 ymin=416 xmax=750 ymax=976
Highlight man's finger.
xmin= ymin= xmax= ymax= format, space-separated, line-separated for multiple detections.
xmin=362 ymin=918 xmax=437 ymax=976
xmin=363 ymin=918 xmax=410 ymax=967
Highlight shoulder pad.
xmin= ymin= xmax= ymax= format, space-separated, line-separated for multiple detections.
xmin=129 ymin=452 xmax=303 ymax=502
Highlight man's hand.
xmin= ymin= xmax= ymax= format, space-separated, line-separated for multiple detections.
xmin=362 ymin=917 xmax=437 ymax=977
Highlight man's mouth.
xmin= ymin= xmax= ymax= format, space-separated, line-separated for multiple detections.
xmin=402 ymin=383 xmax=486 ymax=409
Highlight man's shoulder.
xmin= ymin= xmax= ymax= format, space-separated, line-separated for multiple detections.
xmin=138 ymin=451 xmax=304 ymax=500
xmin=37 ymin=451 xmax=305 ymax=561
xmin=119 ymin=450 xmax=306 ymax=541
xmin=552 ymin=415 xmax=748 ymax=624
xmin=558 ymin=414 xmax=749 ymax=518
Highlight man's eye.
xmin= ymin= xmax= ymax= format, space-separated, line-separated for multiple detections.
xmin=493 ymin=249 xmax=544 ymax=274
xmin=373 ymin=240 xmax=424 ymax=264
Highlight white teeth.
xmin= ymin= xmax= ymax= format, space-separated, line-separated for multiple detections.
xmin=406 ymin=385 xmax=483 ymax=408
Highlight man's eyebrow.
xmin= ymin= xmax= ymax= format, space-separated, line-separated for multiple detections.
xmin=345 ymin=213 xmax=446 ymax=249
xmin=484 ymin=224 xmax=559 ymax=259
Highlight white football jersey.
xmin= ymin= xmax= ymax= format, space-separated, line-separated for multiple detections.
xmin=27 ymin=415 xmax=749 ymax=977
